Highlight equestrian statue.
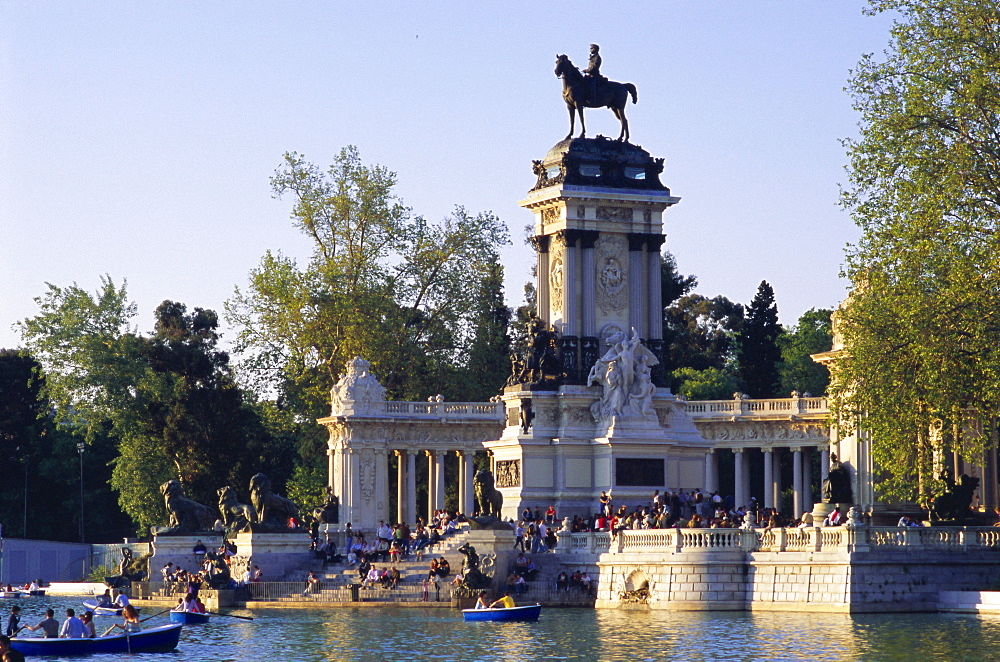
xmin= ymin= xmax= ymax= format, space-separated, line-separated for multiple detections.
xmin=555 ymin=45 xmax=638 ymax=142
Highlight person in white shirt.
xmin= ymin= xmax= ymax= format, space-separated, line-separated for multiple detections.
xmin=113 ymin=590 xmax=131 ymax=609
xmin=59 ymin=609 xmax=87 ymax=638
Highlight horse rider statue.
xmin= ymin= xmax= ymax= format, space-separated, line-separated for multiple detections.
xmin=584 ymin=44 xmax=606 ymax=104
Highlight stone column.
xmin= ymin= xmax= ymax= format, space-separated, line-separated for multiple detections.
xmin=558 ymin=230 xmax=581 ymax=383
xmin=628 ymin=234 xmax=646 ymax=334
xmin=763 ymin=449 xmax=774 ymax=509
xmin=580 ymin=231 xmax=600 ymax=377
xmin=646 ymin=235 xmax=665 ymax=340
xmin=704 ymin=450 xmax=715 ymax=494
xmin=820 ymin=447 xmax=830 ymax=494
xmin=425 ymin=450 xmax=435 ymax=523
xmin=375 ymin=449 xmax=389 ymax=523
xmin=463 ymin=452 xmax=475 ymax=516
xmin=533 ymin=236 xmax=550 ymax=324
xmin=733 ymin=448 xmax=746 ymax=509
xmin=395 ymin=450 xmax=406 ymax=524
xmin=803 ymin=447 xmax=813 ymax=509
xmin=792 ymin=447 xmax=804 ymax=518
xmin=345 ymin=448 xmax=359 ymax=527
xmin=434 ymin=451 xmax=446 ymax=511
xmin=406 ymin=450 xmax=417 ymax=524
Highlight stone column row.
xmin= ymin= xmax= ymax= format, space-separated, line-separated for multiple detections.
xmin=385 ymin=449 xmax=478 ymax=526
xmin=703 ymin=445 xmax=827 ymax=518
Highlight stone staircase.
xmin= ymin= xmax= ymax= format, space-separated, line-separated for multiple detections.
xmin=316 ymin=527 xmax=474 ymax=588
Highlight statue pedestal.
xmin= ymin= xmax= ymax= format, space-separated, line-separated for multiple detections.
xmin=810 ymin=502 xmax=849 ymax=526
xmin=462 ymin=528 xmax=519 ymax=598
xmin=230 ymin=531 xmax=313 ymax=581
xmin=151 ymin=534 xmax=224 ymax=574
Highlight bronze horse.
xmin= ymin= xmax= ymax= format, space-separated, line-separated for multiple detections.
xmin=555 ymin=54 xmax=637 ymax=142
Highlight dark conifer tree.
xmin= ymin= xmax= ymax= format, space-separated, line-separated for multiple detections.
xmin=463 ymin=259 xmax=512 ymax=401
xmin=736 ymin=281 xmax=783 ymax=397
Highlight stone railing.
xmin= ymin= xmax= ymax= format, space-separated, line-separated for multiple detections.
xmin=380 ymin=401 xmax=504 ymax=419
xmin=557 ymin=526 xmax=1000 ymax=558
xmin=684 ymin=396 xmax=828 ymax=419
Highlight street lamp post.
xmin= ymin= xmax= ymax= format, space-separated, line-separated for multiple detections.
xmin=77 ymin=441 xmax=86 ymax=543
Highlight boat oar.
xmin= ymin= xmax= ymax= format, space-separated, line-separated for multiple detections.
xmin=100 ymin=609 xmax=170 ymax=637
xmin=139 ymin=609 xmax=171 ymax=623
xmin=203 ymin=610 xmax=254 ymax=621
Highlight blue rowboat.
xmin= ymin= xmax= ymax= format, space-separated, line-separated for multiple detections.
xmin=169 ymin=610 xmax=210 ymax=624
xmin=462 ymin=604 xmax=542 ymax=622
xmin=10 ymin=623 xmax=183 ymax=656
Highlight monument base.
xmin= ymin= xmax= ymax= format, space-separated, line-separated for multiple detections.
xmin=151 ymin=534 xmax=224 ymax=575
xmin=230 ymin=531 xmax=313 ymax=581
xmin=461 ymin=529 xmax=519 ymax=600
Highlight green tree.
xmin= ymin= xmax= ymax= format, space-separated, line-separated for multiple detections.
xmin=778 ymin=308 xmax=833 ymax=396
xmin=461 ymin=258 xmax=512 ymax=401
xmin=227 ymin=147 xmax=510 ymax=415
xmin=671 ymin=366 xmax=738 ymax=400
xmin=663 ymin=294 xmax=744 ymax=374
xmin=21 ymin=283 xmax=293 ymax=533
xmin=661 ymin=251 xmax=698 ymax=309
xmin=836 ymin=0 xmax=1000 ymax=502
xmin=736 ymin=281 xmax=783 ymax=397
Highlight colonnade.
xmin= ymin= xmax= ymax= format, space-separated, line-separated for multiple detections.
xmin=703 ymin=445 xmax=829 ymax=518
xmin=329 ymin=445 xmax=482 ymax=528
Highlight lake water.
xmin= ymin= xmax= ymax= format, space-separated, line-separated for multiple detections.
xmin=7 ymin=595 xmax=1000 ymax=661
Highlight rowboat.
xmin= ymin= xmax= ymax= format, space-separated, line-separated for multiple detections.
xmin=19 ymin=590 xmax=45 ymax=597
xmin=169 ymin=610 xmax=210 ymax=624
xmin=10 ymin=623 xmax=183 ymax=655
xmin=81 ymin=599 xmax=132 ymax=616
xmin=462 ymin=604 xmax=542 ymax=622
xmin=0 ymin=592 xmax=21 ymax=599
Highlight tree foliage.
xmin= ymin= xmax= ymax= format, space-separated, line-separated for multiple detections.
xmin=736 ymin=281 xmax=783 ymax=398
xmin=20 ymin=282 xmax=293 ymax=534
xmin=663 ymin=294 xmax=744 ymax=375
xmin=778 ymin=308 xmax=833 ymax=396
xmin=835 ymin=0 xmax=1000 ymax=501
xmin=227 ymin=147 xmax=511 ymax=414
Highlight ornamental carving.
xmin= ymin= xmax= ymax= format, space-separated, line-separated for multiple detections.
xmin=329 ymin=357 xmax=387 ymax=416
xmin=359 ymin=451 xmax=376 ymax=502
xmin=541 ymin=207 xmax=559 ymax=226
xmin=595 ymin=235 xmax=627 ymax=313
xmin=577 ymin=205 xmax=586 ymax=219
xmin=549 ymin=244 xmax=565 ymax=314
xmin=597 ymin=206 xmax=633 ymax=223
xmin=495 ymin=460 xmax=521 ymax=488
xmin=696 ymin=422 xmax=829 ymax=443
xmin=534 ymin=407 xmax=559 ymax=427
xmin=643 ymin=209 xmax=652 ymax=222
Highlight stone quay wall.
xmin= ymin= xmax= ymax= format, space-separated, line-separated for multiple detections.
xmin=558 ymin=527 xmax=1000 ymax=613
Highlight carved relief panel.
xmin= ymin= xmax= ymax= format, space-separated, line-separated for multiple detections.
xmin=549 ymin=241 xmax=565 ymax=315
xmin=594 ymin=234 xmax=627 ymax=315
xmin=495 ymin=460 xmax=521 ymax=488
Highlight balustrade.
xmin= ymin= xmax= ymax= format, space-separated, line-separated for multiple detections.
xmin=558 ymin=526 xmax=1000 ymax=557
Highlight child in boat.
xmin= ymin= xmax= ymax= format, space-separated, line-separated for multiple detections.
xmin=475 ymin=591 xmax=491 ymax=609
xmin=108 ymin=605 xmax=141 ymax=635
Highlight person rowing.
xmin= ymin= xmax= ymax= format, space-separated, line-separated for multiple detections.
xmin=489 ymin=593 xmax=515 ymax=609
xmin=106 ymin=605 xmax=141 ymax=635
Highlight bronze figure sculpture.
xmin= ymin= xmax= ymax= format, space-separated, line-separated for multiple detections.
xmin=822 ymin=454 xmax=853 ymax=504
xmin=473 ymin=469 xmax=504 ymax=519
xmin=555 ymin=47 xmax=638 ymax=142
xmin=217 ymin=486 xmax=257 ymax=533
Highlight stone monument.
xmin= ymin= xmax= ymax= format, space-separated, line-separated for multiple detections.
xmin=486 ymin=131 xmax=711 ymax=520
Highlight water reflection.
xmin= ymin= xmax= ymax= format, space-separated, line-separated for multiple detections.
xmin=7 ymin=597 xmax=1000 ymax=661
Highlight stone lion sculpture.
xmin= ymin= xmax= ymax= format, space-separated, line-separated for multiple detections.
xmin=159 ymin=479 xmax=216 ymax=534
xmin=473 ymin=469 xmax=503 ymax=519
xmin=217 ymin=486 xmax=257 ymax=533
xmin=249 ymin=473 xmax=300 ymax=529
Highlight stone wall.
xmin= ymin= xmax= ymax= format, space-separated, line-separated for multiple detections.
xmin=570 ymin=527 xmax=1000 ymax=613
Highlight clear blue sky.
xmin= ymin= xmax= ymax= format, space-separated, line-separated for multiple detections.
xmin=0 ymin=2 xmax=895 ymax=351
